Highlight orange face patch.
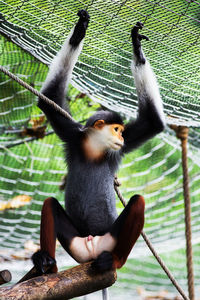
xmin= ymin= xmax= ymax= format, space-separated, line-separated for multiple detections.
xmin=110 ymin=124 xmax=124 ymax=141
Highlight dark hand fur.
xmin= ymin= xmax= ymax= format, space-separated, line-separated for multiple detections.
xmin=70 ymin=10 xmax=90 ymax=47
xmin=131 ymin=22 xmax=149 ymax=64
xmin=32 ymin=250 xmax=56 ymax=274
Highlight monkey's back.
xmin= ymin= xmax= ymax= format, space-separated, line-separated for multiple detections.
xmin=65 ymin=153 xmax=120 ymax=236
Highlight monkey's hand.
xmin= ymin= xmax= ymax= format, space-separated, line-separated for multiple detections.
xmin=131 ymin=22 xmax=149 ymax=64
xmin=31 ymin=250 xmax=56 ymax=274
xmin=69 ymin=10 xmax=90 ymax=47
xmin=77 ymin=9 xmax=90 ymax=29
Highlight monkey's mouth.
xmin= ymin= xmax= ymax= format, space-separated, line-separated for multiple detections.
xmin=114 ymin=142 xmax=123 ymax=148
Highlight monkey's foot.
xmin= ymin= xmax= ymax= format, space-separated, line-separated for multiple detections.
xmin=91 ymin=251 xmax=114 ymax=272
xmin=69 ymin=10 xmax=90 ymax=47
xmin=31 ymin=250 xmax=57 ymax=274
xmin=131 ymin=22 xmax=149 ymax=64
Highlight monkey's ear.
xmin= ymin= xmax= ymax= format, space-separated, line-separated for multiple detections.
xmin=93 ymin=119 xmax=105 ymax=129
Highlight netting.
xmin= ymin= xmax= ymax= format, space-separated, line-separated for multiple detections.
xmin=0 ymin=1 xmax=200 ymax=299
xmin=0 ymin=0 xmax=200 ymax=126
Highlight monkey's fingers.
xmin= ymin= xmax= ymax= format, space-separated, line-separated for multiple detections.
xmin=131 ymin=23 xmax=147 ymax=64
xmin=131 ymin=22 xmax=150 ymax=43
xmin=32 ymin=250 xmax=56 ymax=274
xmin=77 ymin=9 xmax=90 ymax=29
xmin=77 ymin=9 xmax=90 ymax=21
xmin=131 ymin=22 xmax=143 ymax=37
xmin=70 ymin=10 xmax=90 ymax=46
xmin=138 ymin=34 xmax=149 ymax=41
xmin=136 ymin=21 xmax=144 ymax=29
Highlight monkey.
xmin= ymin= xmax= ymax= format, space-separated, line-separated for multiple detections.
xmin=32 ymin=10 xmax=165 ymax=274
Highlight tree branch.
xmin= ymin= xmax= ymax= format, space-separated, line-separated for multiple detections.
xmin=0 ymin=262 xmax=117 ymax=300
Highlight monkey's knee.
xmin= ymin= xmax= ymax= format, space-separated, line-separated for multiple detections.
xmin=128 ymin=194 xmax=145 ymax=215
xmin=128 ymin=194 xmax=145 ymax=228
xmin=42 ymin=197 xmax=60 ymax=216
xmin=43 ymin=197 xmax=58 ymax=208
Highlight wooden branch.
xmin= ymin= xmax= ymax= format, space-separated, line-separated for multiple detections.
xmin=17 ymin=265 xmax=52 ymax=283
xmin=0 ymin=262 xmax=117 ymax=300
xmin=0 ymin=270 xmax=12 ymax=285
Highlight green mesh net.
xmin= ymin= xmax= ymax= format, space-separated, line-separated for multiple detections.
xmin=0 ymin=0 xmax=200 ymax=298
xmin=1 ymin=0 xmax=200 ymax=126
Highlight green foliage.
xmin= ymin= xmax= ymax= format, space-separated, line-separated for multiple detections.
xmin=0 ymin=2 xmax=200 ymax=295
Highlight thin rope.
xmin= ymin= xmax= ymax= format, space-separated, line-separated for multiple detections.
xmin=102 ymin=288 xmax=109 ymax=300
xmin=171 ymin=125 xmax=195 ymax=300
xmin=1 ymin=65 xmax=190 ymax=300
xmin=0 ymin=65 xmax=75 ymax=122
xmin=114 ymin=177 xmax=189 ymax=300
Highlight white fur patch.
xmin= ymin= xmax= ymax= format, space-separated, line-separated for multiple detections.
xmin=83 ymin=125 xmax=123 ymax=161
xmin=91 ymin=126 xmax=123 ymax=151
xmin=131 ymin=59 xmax=166 ymax=125
xmin=42 ymin=27 xmax=84 ymax=92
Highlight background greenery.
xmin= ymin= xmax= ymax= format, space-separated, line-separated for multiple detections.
xmin=0 ymin=1 xmax=200 ymax=298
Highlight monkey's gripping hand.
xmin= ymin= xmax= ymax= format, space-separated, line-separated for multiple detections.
xmin=69 ymin=9 xmax=90 ymax=47
xmin=32 ymin=250 xmax=57 ymax=274
xmin=131 ymin=22 xmax=149 ymax=64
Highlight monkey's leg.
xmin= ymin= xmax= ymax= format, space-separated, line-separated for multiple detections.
xmin=92 ymin=195 xmax=145 ymax=271
xmin=32 ymin=197 xmax=80 ymax=274
xmin=111 ymin=194 xmax=145 ymax=268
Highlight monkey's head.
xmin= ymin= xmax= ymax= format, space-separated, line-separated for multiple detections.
xmin=84 ymin=111 xmax=124 ymax=151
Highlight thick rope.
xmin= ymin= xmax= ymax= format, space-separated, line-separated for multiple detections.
xmin=0 ymin=65 xmax=75 ymax=122
xmin=171 ymin=125 xmax=195 ymax=300
xmin=114 ymin=177 xmax=189 ymax=300
xmin=1 ymin=65 xmax=190 ymax=300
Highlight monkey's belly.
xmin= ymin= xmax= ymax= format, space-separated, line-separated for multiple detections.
xmin=65 ymin=160 xmax=118 ymax=235
xmin=69 ymin=206 xmax=117 ymax=236
xmin=65 ymin=192 xmax=118 ymax=236
xmin=65 ymin=187 xmax=118 ymax=236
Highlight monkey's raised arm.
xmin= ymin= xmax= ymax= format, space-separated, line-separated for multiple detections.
xmin=122 ymin=22 xmax=165 ymax=154
xmin=38 ymin=10 xmax=90 ymax=141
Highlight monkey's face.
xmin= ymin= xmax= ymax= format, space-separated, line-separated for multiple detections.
xmin=93 ymin=120 xmax=124 ymax=151
xmin=108 ymin=124 xmax=124 ymax=150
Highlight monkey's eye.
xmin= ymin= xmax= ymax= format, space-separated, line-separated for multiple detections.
xmin=114 ymin=127 xmax=119 ymax=132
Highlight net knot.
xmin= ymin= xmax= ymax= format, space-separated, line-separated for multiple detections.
xmin=114 ymin=175 xmax=121 ymax=187
xmin=170 ymin=125 xmax=189 ymax=141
